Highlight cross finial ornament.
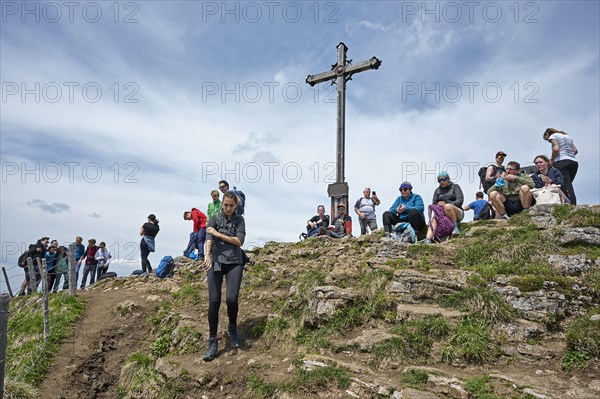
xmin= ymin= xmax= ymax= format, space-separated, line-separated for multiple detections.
xmin=306 ymin=42 xmax=381 ymax=217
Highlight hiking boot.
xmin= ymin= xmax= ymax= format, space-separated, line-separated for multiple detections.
xmin=452 ymin=226 xmax=461 ymax=236
xmin=422 ymin=238 xmax=432 ymax=244
xmin=203 ymin=338 xmax=218 ymax=361
xmin=318 ymin=227 xmax=327 ymax=236
xmin=228 ymin=324 xmax=241 ymax=348
xmin=501 ymin=213 xmax=510 ymax=220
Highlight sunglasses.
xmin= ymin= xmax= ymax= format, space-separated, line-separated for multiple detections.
xmin=400 ymin=188 xmax=410 ymax=191
xmin=219 ymin=185 xmax=227 ymax=189
xmin=437 ymin=178 xmax=449 ymax=183
xmin=506 ymin=168 xmax=516 ymax=171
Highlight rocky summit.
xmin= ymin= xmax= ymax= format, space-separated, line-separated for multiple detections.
xmin=8 ymin=204 xmax=600 ymax=398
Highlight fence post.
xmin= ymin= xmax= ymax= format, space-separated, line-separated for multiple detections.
xmin=0 ymin=293 xmax=10 ymax=399
xmin=68 ymin=244 xmax=77 ymax=297
xmin=1 ymin=268 xmax=13 ymax=298
xmin=26 ymin=257 xmax=36 ymax=294
xmin=39 ymin=259 xmax=50 ymax=341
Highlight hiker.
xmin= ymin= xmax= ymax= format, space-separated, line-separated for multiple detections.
xmin=45 ymin=245 xmax=58 ymax=289
xmin=354 ymin=187 xmax=380 ymax=235
xmin=74 ymin=236 xmax=85 ymax=286
xmin=183 ymin=208 xmax=207 ymax=260
xmin=305 ymin=204 xmax=330 ymax=237
xmin=140 ymin=214 xmax=160 ymax=276
xmin=203 ymin=191 xmax=246 ymax=361
xmin=463 ymin=191 xmax=493 ymax=221
xmin=95 ymin=242 xmax=111 ymax=280
xmin=482 ymin=151 xmax=507 ymax=194
xmin=543 ymin=128 xmax=578 ymax=204
xmin=218 ymin=180 xmax=245 ymax=216
xmin=79 ymin=239 xmax=98 ymax=289
xmin=52 ymin=246 xmax=69 ymax=293
xmin=207 ymin=190 xmax=222 ymax=220
xmin=382 ymin=181 xmax=425 ymax=238
xmin=532 ymin=155 xmax=565 ymax=189
xmin=17 ymin=240 xmax=46 ymax=296
xmin=432 ymin=171 xmax=464 ymax=236
xmin=326 ymin=203 xmax=352 ymax=238
xmin=487 ymin=161 xmax=534 ymax=219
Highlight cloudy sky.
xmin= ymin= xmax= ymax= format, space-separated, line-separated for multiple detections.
xmin=1 ymin=1 xmax=598 ymax=287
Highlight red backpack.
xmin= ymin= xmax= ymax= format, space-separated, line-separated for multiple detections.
xmin=429 ymin=205 xmax=454 ymax=241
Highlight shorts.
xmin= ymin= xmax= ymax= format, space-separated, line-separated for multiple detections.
xmin=458 ymin=208 xmax=465 ymax=222
xmin=504 ymin=199 xmax=523 ymax=216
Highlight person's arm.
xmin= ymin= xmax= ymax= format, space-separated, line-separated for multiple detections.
xmin=344 ymin=218 xmax=352 ymax=236
xmin=485 ymin=165 xmax=495 ymax=181
xmin=389 ymin=197 xmax=402 ymax=215
xmin=572 ymin=143 xmax=578 ymax=156
xmin=139 ymin=227 xmax=145 ymax=236
xmin=532 ymin=173 xmax=544 ymax=188
xmin=452 ymin=185 xmax=464 ymax=207
xmin=550 ymin=138 xmax=560 ymax=161
xmin=516 ymin=173 xmax=535 ymax=188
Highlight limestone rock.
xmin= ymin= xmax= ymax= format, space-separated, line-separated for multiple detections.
xmin=396 ymin=303 xmax=464 ymax=322
xmin=399 ymin=387 xmax=443 ymax=399
xmin=389 ymin=270 xmax=468 ymax=303
xmin=347 ymin=330 xmax=394 ymax=352
xmin=555 ymin=227 xmax=600 ymax=246
xmin=426 ymin=376 xmax=468 ymax=399
xmin=547 ymin=254 xmax=598 ymax=276
xmin=303 ymin=286 xmax=358 ymax=327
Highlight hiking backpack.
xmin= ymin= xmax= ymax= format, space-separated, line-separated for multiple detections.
xmin=233 ymin=187 xmax=246 ymax=215
xmin=474 ymin=203 xmax=493 ymax=220
xmin=478 ymin=165 xmax=506 ymax=194
xmin=428 ymin=205 xmax=454 ymax=241
xmin=393 ymin=222 xmax=416 ymax=243
xmin=155 ymin=256 xmax=175 ymax=278
xmin=17 ymin=250 xmax=29 ymax=268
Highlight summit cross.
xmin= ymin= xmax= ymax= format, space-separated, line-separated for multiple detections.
xmin=306 ymin=42 xmax=381 ymax=213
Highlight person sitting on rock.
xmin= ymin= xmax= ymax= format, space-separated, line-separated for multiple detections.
xmin=487 ymin=161 xmax=534 ymax=219
xmin=463 ymin=191 xmax=493 ymax=221
xmin=432 ymin=171 xmax=464 ymax=236
xmin=532 ymin=155 xmax=565 ymax=189
xmin=306 ymin=205 xmax=330 ymax=237
xmin=326 ymin=203 xmax=352 ymax=238
xmin=382 ymin=181 xmax=425 ymax=238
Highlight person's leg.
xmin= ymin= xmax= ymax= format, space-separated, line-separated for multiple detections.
xmin=443 ymin=204 xmax=462 ymax=235
xmin=367 ymin=218 xmax=378 ymax=233
xmin=561 ymin=160 xmax=578 ymax=205
xmin=140 ymin=240 xmax=150 ymax=274
xmin=406 ymin=209 xmax=425 ymax=236
xmin=80 ymin=264 xmax=89 ymax=288
xmin=358 ymin=217 xmax=368 ymax=235
xmin=424 ymin=218 xmax=437 ymax=243
xmin=89 ymin=265 xmax=97 ymax=284
xmin=224 ymin=264 xmax=244 ymax=347
xmin=197 ymin=228 xmax=206 ymax=259
xmin=382 ymin=211 xmax=400 ymax=234
xmin=489 ymin=191 xmax=507 ymax=217
xmin=505 ymin=199 xmax=524 ymax=216
xmin=204 ymin=266 xmax=224 ymax=360
xmin=519 ymin=185 xmax=533 ymax=209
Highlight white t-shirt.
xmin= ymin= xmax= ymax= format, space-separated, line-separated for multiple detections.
xmin=550 ymin=133 xmax=577 ymax=162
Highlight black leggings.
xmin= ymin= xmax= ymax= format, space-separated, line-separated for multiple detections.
xmin=554 ymin=159 xmax=578 ymax=205
xmin=207 ymin=263 xmax=243 ymax=338
xmin=140 ymin=239 xmax=152 ymax=273
xmin=382 ymin=209 xmax=426 ymax=234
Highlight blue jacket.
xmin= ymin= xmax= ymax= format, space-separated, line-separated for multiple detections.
xmin=532 ymin=167 xmax=564 ymax=188
xmin=389 ymin=193 xmax=425 ymax=221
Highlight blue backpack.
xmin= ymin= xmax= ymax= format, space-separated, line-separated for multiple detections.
xmin=233 ymin=188 xmax=245 ymax=215
xmin=155 ymin=256 xmax=175 ymax=278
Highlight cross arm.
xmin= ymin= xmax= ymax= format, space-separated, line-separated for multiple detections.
xmin=306 ymin=70 xmax=337 ymax=86
xmin=345 ymin=57 xmax=382 ymax=76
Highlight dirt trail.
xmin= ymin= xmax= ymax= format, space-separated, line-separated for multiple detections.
xmin=41 ymin=287 xmax=159 ymax=399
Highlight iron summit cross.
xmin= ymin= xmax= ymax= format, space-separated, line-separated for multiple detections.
xmin=306 ymin=42 xmax=381 ymax=214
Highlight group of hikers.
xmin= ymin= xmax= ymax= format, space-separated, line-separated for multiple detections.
xmin=16 ymin=236 xmax=112 ymax=296
xmin=304 ymin=128 xmax=579 ymax=243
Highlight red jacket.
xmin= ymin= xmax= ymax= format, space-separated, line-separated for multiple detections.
xmin=191 ymin=208 xmax=207 ymax=232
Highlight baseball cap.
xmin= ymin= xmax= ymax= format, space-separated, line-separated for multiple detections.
xmin=496 ymin=151 xmax=507 ymax=157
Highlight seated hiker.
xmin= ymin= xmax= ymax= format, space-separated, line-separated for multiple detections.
xmin=532 ymin=155 xmax=565 ymax=188
xmin=480 ymin=151 xmax=507 ymax=194
xmin=382 ymin=181 xmax=425 ymax=238
xmin=183 ymin=208 xmax=207 ymax=260
xmin=306 ymin=205 xmax=330 ymax=237
xmin=354 ymin=187 xmax=380 ymax=235
xmin=326 ymin=203 xmax=352 ymax=238
xmin=463 ymin=191 xmax=493 ymax=221
xmin=487 ymin=161 xmax=534 ymax=219
xmin=432 ymin=171 xmax=464 ymax=236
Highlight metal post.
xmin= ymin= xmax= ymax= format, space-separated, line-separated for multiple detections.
xmin=336 ymin=42 xmax=347 ymax=185
xmin=68 ymin=244 xmax=77 ymax=296
xmin=39 ymin=259 xmax=50 ymax=341
xmin=0 ymin=293 xmax=10 ymax=399
xmin=1 ymin=269 xmax=13 ymax=298
xmin=26 ymin=257 xmax=36 ymax=294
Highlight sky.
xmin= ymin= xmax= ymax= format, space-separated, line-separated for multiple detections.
xmin=1 ymin=0 xmax=599 ymax=290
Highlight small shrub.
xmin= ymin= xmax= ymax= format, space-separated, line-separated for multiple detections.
xmin=401 ymin=369 xmax=429 ymax=388
xmin=442 ymin=317 xmax=491 ymax=364
xmin=150 ymin=334 xmax=171 ymax=358
xmin=119 ymin=352 xmax=162 ymax=397
xmin=465 ymin=374 xmax=501 ymax=399
xmin=561 ymin=350 xmax=590 ymax=371
xmin=296 ymin=364 xmax=351 ymax=391
xmin=440 ymin=288 xmax=515 ymax=324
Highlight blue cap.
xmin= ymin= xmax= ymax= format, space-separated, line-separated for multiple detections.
xmin=438 ymin=171 xmax=450 ymax=179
